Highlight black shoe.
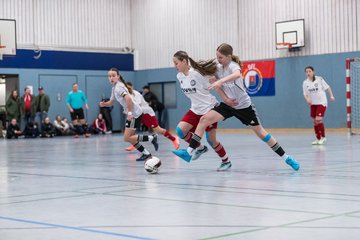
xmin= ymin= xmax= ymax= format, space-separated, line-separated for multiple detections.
xmin=136 ymin=154 xmax=152 ymax=162
xmin=151 ymin=134 xmax=159 ymax=151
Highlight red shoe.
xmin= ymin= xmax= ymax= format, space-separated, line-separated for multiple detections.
xmin=172 ymin=137 xmax=180 ymax=149
xmin=85 ymin=133 xmax=91 ymax=138
xmin=125 ymin=145 xmax=136 ymax=151
xmin=74 ymin=134 xmax=79 ymax=138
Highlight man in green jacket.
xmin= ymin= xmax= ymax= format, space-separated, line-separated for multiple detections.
xmin=34 ymin=86 xmax=50 ymax=130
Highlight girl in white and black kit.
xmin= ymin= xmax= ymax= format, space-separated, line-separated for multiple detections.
xmin=172 ymin=51 xmax=238 ymax=170
xmin=303 ymin=66 xmax=335 ymax=145
xmin=173 ymin=43 xmax=300 ymax=171
xmin=100 ymin=68 xmax=158 ymax=162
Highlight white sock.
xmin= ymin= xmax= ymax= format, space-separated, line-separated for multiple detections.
xmin=282 ymin=154 xmax=289 ymax=161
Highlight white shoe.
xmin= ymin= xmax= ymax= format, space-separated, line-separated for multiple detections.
xmin=318 ymin=137 xmax=326 ymax=145
xmin=312 ymin=139 xmax=319 ymax=145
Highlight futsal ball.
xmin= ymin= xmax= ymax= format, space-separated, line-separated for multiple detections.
xmin=144 ymin=156 xmax=161 ymax=174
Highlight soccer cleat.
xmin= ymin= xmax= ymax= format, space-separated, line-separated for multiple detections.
xmin=125 ymin=145 xmax=136 ymax=151
xmin=172 ymin=149 xmax=192 ymax=163
xmin=172 ymin=137 xmax=180 ymax=149
xmin=217 ymin=161 xmax=232 ymax=171
xmin=285 ymin=155 xmax=300 ymax=171
xmin=85 ymin=133 xmax=91 ymax=138
xmin=312 ymin=139 xmax=319 ymax=145
xmin=136 ymin=154 xmax=152 ymax=162
xmin=192 ymin=146 xmax=209 ymax=160
xmin=151 ymin=134 xmax=159 ymax=151
xmin=318 ymin=137 xmax=326 ymax=145
xmin=74 ymin=134 xmax=79 ymax=138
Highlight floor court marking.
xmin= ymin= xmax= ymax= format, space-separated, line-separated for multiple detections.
xmin=9 ymin=171 xmax=360 ymax=198
xmin=0 ymin=216 xmax=157 ymax=240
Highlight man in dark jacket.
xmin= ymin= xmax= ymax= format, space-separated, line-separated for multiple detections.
xmin=34 ymin=86 xmax=51 ymax=130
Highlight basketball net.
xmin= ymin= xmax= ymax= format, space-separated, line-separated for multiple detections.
xmin=276 ymin=42 xmax=293 ymax=49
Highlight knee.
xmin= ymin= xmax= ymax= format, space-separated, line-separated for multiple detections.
xmin=176 ymin=126 xmax=185 ymax=139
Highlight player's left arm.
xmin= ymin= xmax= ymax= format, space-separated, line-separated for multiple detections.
xmin=215 ymin=88 xmax=238 ymax=107
xmin=326 ymin=87 xmax=335 ymax=101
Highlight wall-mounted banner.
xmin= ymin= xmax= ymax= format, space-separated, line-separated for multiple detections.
xmin=242 ymin=60 xmax=275 ymax=96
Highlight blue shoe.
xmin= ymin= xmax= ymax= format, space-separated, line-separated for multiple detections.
xmin=172 ymin=149 xmax=192 ymax=163
xmin=151 ymin=134 xmax=159 ymax=151
xmin=192 ymin=146 xmax=208 ymax=160
xmin=285 ymin=155 xmax=300 ymax=171
xmin=217 ymin=161 xmax=232 ymax=171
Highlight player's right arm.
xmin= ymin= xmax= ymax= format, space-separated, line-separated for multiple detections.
xmin=66 ymin=93 xmax=73 ymax=112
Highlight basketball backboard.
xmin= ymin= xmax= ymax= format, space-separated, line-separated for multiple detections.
xmin=0 ymin=19 xmax=17 ymax=57
xmin=275 ymin=19 xmax=304 ymax=50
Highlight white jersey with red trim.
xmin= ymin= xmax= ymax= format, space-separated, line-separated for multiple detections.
xmin=215 ymin=61 xmax=251 ymax=109
xmin=303 ymin=76 xmax=329 ymax=107
xmin=132 ymin=90 xmax=156 ymax=116
xmin=110 ymin=81 xmax=143 ymax=118
xmin=177 ymin=68 xmax=218 ymax=115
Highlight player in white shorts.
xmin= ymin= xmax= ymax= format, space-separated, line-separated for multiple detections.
xmin=99 ymin=68 xmax=158 ymax=162
xmin=173 ymin=43 xmax=300 ymax=171
xmin=303 ymin=66 xmax=335 ymax=145
xmin=172 ymin=51 xmax=238 ymax=170
xmin=124 ymin=82 xmax=179 ymax=151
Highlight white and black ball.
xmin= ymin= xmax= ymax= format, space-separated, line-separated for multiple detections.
xmin=144 ymin=156 xmax=161 ymax=174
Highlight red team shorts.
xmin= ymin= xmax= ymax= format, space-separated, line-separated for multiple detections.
xmin=310 ymin=105 xmax=327 ymax=118
xmin=181 ymin=110 xmax=217 ymax=132
xmin=141 ymin=113 xmax=159 ymax=128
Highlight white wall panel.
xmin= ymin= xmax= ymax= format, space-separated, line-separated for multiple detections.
xmin=1 ymin=0 xmax=359 ymax=69
xmin=0 ymin=0 xmax=131 ymax=51
xmin=131 ymin=0 xmax=239 ymax=69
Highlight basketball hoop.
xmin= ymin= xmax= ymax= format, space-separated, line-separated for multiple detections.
xmin=0 ymin=45 xmax=6 ymax=60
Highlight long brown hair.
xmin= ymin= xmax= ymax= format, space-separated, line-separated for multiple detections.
xmin=173 ymin=51 xmax=217 ymax=76
xmin=109 ymin=67 xmax=133 ymax=94
xmin=305 ymin=66 xmax=316 ymax=81
xmin=217 ymin=43 xmax=242 ymax=67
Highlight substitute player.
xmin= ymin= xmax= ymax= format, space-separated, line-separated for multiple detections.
xmin=100 ymin=68 xmax=158 ymax=161
xmin=303 ymin=66 xmax=335 ymax=145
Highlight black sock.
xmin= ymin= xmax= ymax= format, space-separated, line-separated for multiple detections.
xmin=271 ymin=142 xmax=285 ymax=157
xmin=134 ymin=142 xmax=144 ymax=152
xmin=189 ymin=133 xmax=202 ymax=149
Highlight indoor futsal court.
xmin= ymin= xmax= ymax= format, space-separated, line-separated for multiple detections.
xmin=0 ymin=130 xmax=359 ymax=240
xmin=1 ymin=0 xmax=360 ymax=240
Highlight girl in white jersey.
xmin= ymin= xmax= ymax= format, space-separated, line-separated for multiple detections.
xmin=303 ymin=66 xmax=335 ymax=145
xmin=99 ymin=68 xmax=158 ymax=162
xmin=124 ymin=82 xmax=179 ymax=151
xmin=173 ymin=44 xmax=300 ymax=171
xmin=172 ymin=51 xmax=237 ymax=170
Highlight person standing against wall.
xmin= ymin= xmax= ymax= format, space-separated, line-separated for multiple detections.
xmin=20 ymin=87 xmax=35 ymax=129
xmin=142 ymin=85 xmax=165 ymax=126
xmin=303 ymin=66 xmax=335 ymax=145
xmin=66 ymin=83 xmax=91 ymax=138
xmin=5 ymin=89 xmax=21 ymax=125
xmin=34 ymin=86 xmax=50 ymax=131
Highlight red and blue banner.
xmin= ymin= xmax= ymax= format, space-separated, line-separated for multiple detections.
xmin=242 ymin=60 xmax=275 ymax=96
